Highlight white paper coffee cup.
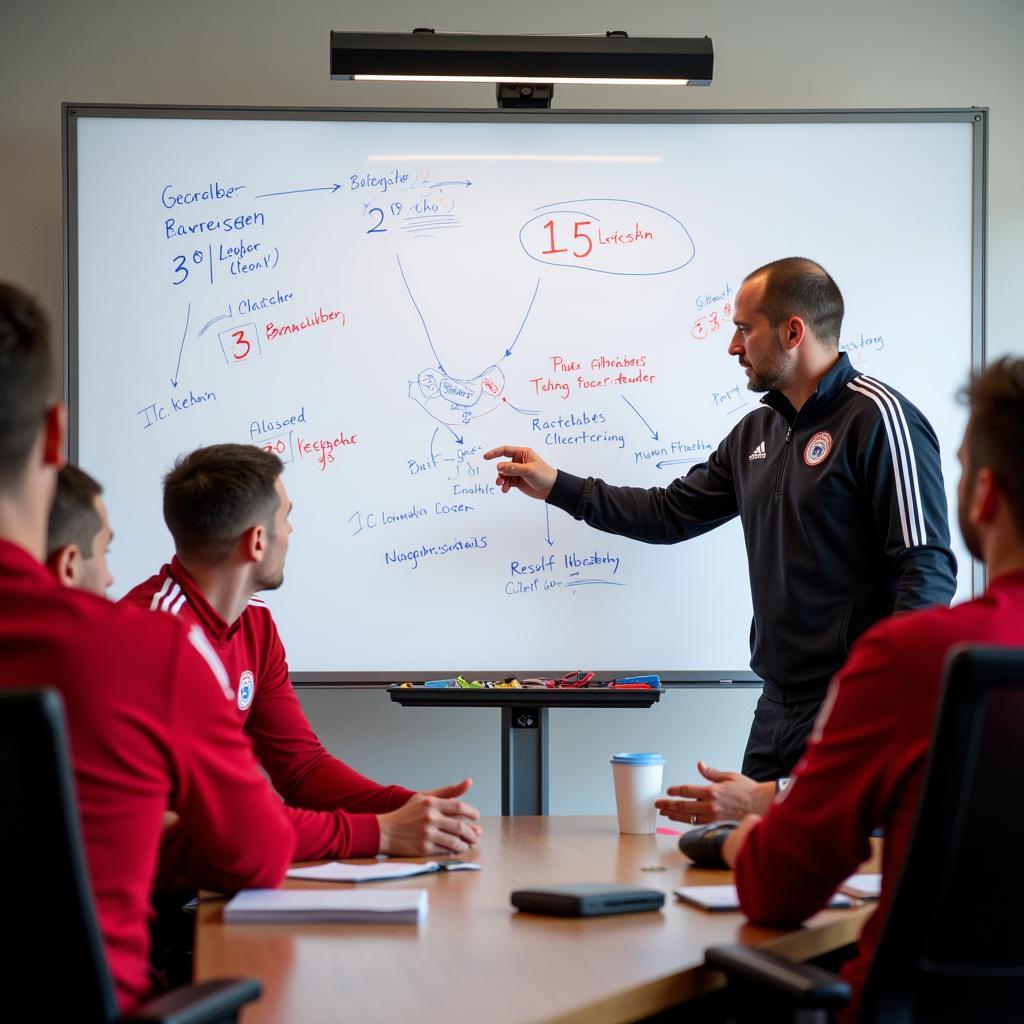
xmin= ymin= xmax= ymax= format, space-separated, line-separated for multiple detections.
xmin=610 ymin=752 xmax=665 ymax=834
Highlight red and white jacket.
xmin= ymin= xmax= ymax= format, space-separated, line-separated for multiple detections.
xmin=734 ymin=570 xmax=1024 ymax=1022
xmin=0 ymin=541 xmax=294 ymax=1012
xmin=122 ymin=557 xmax=414 ymax=864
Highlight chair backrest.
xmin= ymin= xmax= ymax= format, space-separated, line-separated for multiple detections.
xmin=863 ymin=645 xmax=1024 ymax=1023
xmin=0 ymin=687 xmax=119 ymax=1022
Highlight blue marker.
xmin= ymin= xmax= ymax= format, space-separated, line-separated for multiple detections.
xmin=614 ymin=674 xmax=662 ymax=689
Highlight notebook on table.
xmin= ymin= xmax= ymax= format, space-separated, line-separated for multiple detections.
xmin=223 ymin=887 xmax=428 ymax=924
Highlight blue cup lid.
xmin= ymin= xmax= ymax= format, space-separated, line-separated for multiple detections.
xmin=610 ymin=752 xmax=665 ymax=766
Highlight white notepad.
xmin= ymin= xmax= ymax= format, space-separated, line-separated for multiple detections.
xmin=223 ymin=887 xmax=428 ymax=923
xmin=287 ymin=860 xmax=480 ymax=883
xmin=674 ymin=884 xmax=852 ymax=913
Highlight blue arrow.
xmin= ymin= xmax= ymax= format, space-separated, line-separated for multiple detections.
xmin=170 ymin=303 xmax=191 ymax=388
xmin=504 ymin=278 xmax=541 ymax=357
xmin=544 ymin=505 xmax=554 ymax=547
xmin=430 ymin=179 xmax=472 ymax=189
xmin=655 ymin=458 xmax=704 ymax=470
xmin=254 ymin=184 xmax=342 ymax=198
xmin=621 ymin=395 xmax=659 ymax=441
xmin=396 ymin=254 xmax=446 ymax=374
xmin=442 ymin=422 xmax=464 ymax=445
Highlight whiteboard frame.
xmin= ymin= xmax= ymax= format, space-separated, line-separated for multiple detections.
xmin=62 ymin=104 xmax=987 ymax=686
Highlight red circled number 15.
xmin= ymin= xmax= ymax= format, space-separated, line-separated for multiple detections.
xmin=542 ymin=219 xmax=593 ymax=260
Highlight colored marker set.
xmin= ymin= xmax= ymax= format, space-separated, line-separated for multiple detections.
xmin=397 ymin=673 xmax=662 ymax=690
xmin=426 ymin=677 xmax=524 ymax=689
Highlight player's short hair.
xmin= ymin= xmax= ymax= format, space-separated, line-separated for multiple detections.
xmin=744 ymin=257 xmax=845 ymax=347
xmin=962 ymin=357 xmax=1024 ymax=537
xmin=0 ymin=283 xmax=56 ymax=489
xmin=163 ymin=443 xmax=283 ymax=563
xmin=47 ymin=464 xmax=104 ymax=559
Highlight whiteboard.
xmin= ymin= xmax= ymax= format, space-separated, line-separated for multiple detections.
xmin=65 ymin=107 xmax=984 ymax=680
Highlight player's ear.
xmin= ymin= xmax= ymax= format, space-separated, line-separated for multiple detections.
xmin=971 ymin=467 xmax=999 ymax=525
xmin=241 ymin=523 xmax=264 ymax=563
xmin=47 ymin=544 xmax=80 ymax=588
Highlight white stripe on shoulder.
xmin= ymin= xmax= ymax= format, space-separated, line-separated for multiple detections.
xmin=860 ymin=376 xmax=927 ymax=543
xmin=170 ymin=593 xmax=187 ymax=615
xmin=248 ymin=597 xmax=268 ymax=608
xmin=160 ymin=582 xmax=182 ymax=613
xmin=149 ymin=576 xmax=173 ymax=612
xmin=187 ymin=624 xmax=234 ymax=702
xmin=846 ymin=379 xmax=915 ymax=547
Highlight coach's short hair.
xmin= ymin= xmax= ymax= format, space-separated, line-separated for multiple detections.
xmin=744 ymin=257 xmax=845 ymax=347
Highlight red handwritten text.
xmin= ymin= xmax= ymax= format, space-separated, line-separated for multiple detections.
xmin=297 ymin=431 xmax=358 ymax=471
xmin=266 ymin=307 xmax=345 ymax=342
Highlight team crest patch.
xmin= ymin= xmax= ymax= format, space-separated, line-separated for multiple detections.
xmin=803 ymin=431 xmax=833 ymax=467
xmin=237 ymin=670 xmax=256 ymax=711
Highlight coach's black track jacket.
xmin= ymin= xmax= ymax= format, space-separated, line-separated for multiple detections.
xmin=546 ymin=353 xmax=958 ymax=702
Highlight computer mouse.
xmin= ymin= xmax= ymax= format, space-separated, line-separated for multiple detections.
xmin=677 ymin=820 xmax=741 ymax=868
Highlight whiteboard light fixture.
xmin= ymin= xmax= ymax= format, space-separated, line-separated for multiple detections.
xmin=330 ymin=30 xmax=713 ymax=108
xmin=354 ymin=75 xmax=696 ymax=86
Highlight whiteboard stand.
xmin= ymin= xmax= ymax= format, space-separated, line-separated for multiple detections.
xmin=388 ymin=687 xmax=662 ymax=814
xmin=501 ymin=704 xmax=548 ymax=815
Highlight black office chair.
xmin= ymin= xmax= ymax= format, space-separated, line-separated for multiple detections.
xmin=703 ymin=644 xmax=1024 ymax=1023
xmin=0 ymin=687 xmax=261 ymax=1023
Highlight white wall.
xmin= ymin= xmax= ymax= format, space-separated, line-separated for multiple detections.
xmin=2 ymin=0 xmax=1021 ymax=814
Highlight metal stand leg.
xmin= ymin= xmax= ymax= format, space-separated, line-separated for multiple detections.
xmin=500 ymin=705 xmax=549 ymax=815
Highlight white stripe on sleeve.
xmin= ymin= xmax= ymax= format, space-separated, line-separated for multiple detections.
xmin=149 ymin=576 xmax=173 ymax=612
xmin=860 ymin=376 xmax=927 ymax=544
xmin=160 ymin=582 xmax=182 ymax=613
xmin=187 ymin=624 xmax=234 ymax=702
xmin=846 ymin=380 xmax=917 ymax=547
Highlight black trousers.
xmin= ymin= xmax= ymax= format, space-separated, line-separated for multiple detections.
xmin=741 ymin=691 xmax=826 ymax=781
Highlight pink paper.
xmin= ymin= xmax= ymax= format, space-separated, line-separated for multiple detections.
xmin=656 ymin=826 xmax=682 ymax=836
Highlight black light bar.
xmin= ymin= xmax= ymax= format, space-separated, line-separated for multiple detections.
xmin=330 ymin=31 xmax=714 ymax=87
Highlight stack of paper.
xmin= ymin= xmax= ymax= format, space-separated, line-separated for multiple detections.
xmin=223 ymin=888 xmax=428 ymax=924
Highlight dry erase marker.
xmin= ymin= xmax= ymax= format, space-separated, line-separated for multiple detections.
xmin=614 ymin=674 xmax=662 ymax=688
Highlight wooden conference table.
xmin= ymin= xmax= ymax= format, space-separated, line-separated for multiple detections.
xmin=196 ymin=816 xmax=877 ymax=1024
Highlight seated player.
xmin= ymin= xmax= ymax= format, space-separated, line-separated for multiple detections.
xmin=45 ymin=462 xmax=113 ymax=596
xmin=0 ymin=282 xmax=295 ymax=1012
xmin=122 ymin=443 xmax=482 ymax=866
xmin=720 ymin=358 xmax=1024 ymax=1021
